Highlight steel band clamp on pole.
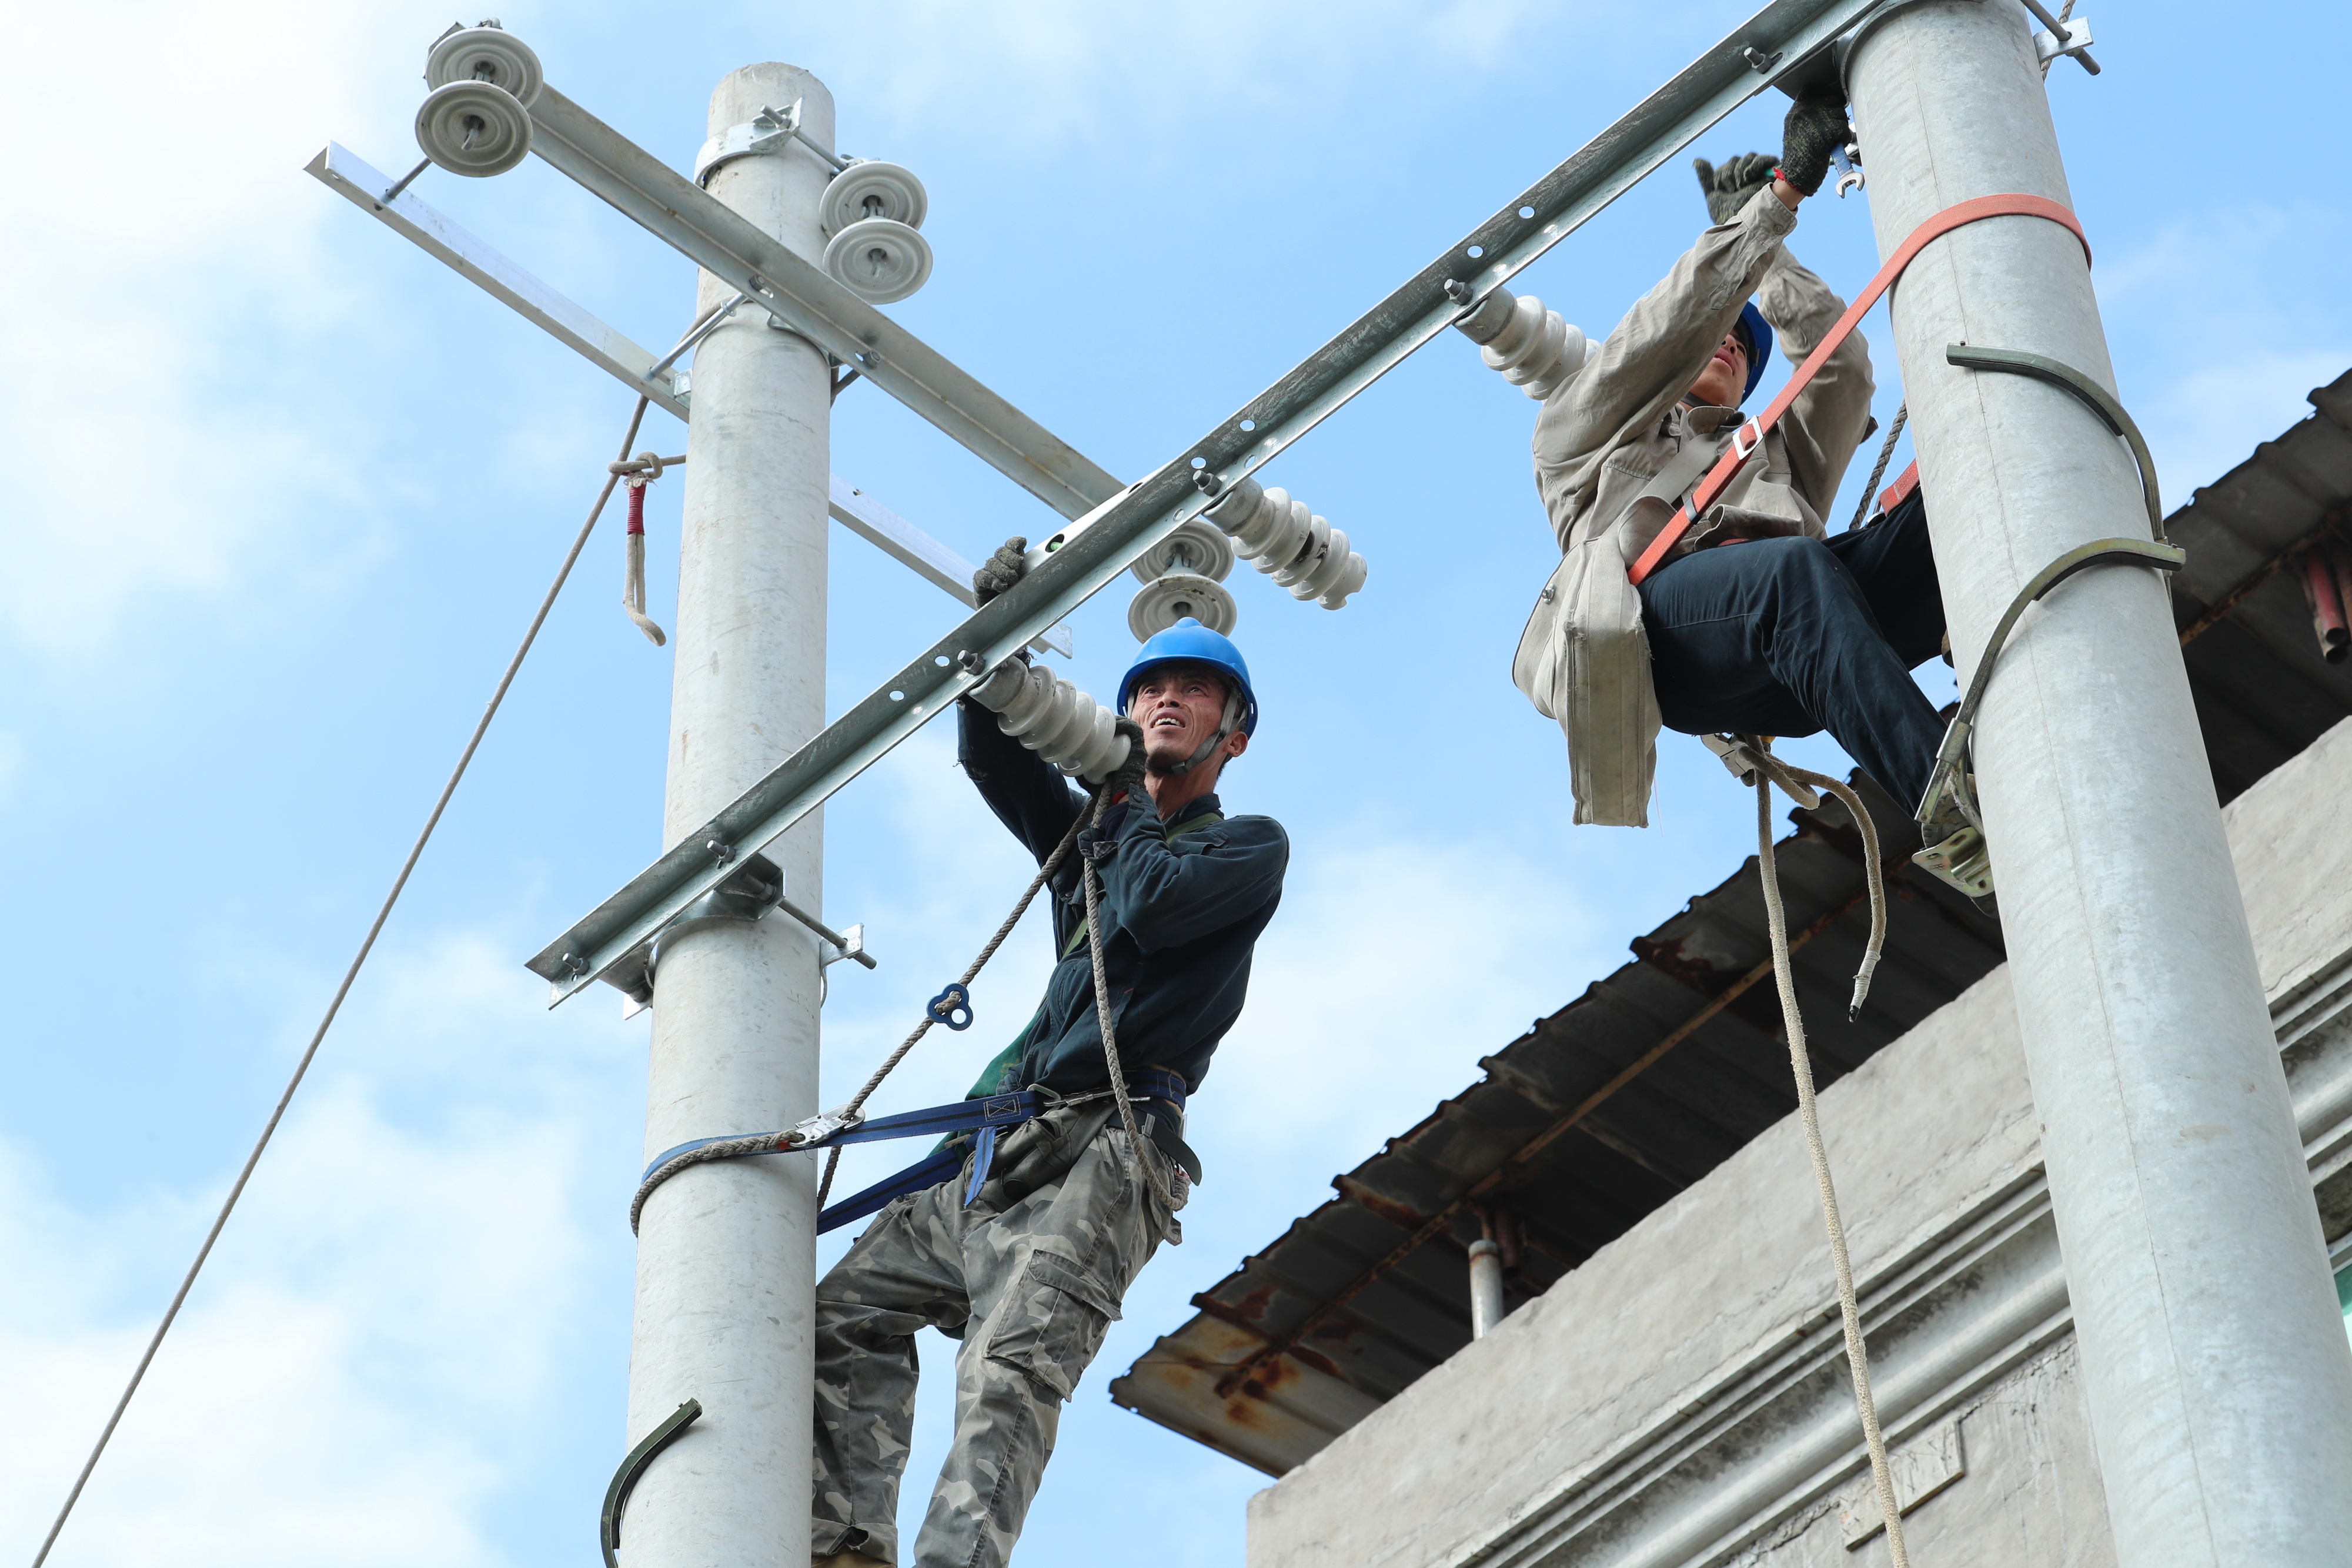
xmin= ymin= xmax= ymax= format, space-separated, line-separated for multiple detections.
xmin=1626 ymin=193 xmax=2093 ymax=589
xmin=600 ymin=1398 xmax=701 ymax=1568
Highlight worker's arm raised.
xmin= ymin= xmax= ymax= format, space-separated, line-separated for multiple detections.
xmin=1756 ymin=248 xmax=1876 ymax=513
xmin=1531 ymin=187 xmax=1796 ymax=546
xmin=957 ymin=697 xmax=1087 ymax=865
xmin=1094 ymin=793 xmax=1289 ymax=954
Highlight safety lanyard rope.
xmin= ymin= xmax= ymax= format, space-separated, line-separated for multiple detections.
xmin=1746 ymin=747 xmax=1912 ymax=1568
xmin=1627 ymin=193 xmax=2092 ymax=587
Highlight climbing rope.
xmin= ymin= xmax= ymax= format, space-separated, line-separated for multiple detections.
xmin=29 ymin=394 xmax=657 ymax=1568
xmin=1846 ymin=400 xmax=1908 ymax=534
xmin=807 ymin=796 xmax=1094 ymax=1212
xmin=1748 ymin=741 xmax=1908 ymax=1565
xmin=1080 ymin=788 xmax=1182 ymax=1213
xmin=618 ymin=450 xmax=675 ymax=646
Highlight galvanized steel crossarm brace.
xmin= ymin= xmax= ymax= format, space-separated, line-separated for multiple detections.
xmin=528 ymin=0 xmax=1891 ymax=1005
xmin=523 ymin=86 xmax=1123 ymax=523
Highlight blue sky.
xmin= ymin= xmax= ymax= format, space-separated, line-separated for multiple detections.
xmin=4 ymin=2 xmax=2348 ymax=1564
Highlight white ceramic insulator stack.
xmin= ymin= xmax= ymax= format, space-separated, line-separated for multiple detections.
xmin=1455 ymin=286 xmax=1591 ymax=400
xmin=968 ymin=660 xmax=1131 ymax=781
xmin=1203 ymin=479 xmax=1368 ymax=610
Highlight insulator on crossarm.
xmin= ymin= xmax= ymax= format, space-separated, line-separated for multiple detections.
xmin=966 ymin=660 xmax=1132 ymax=783
xmin=1452 ymin=286 xmax=1590 ymax=400
xmin=1201 ymin=480 xmax=1368 ymax=610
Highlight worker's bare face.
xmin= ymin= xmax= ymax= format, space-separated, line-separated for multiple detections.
xmin=1130 ymin=664 xmax=1232 ymax=773
xmin=1685 ymin=330 xmax=1749 ymax=409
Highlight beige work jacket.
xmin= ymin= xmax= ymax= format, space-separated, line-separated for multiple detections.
xmin=1518 ymin=186 xmax=1876 ymax=826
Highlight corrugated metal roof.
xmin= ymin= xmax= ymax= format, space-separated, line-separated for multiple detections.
xmin=1107 ymin=369 xmax=2352 ymax=1477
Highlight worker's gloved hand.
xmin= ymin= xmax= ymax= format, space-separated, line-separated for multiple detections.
xmin=1779 ymin=88 xmax=1849 ymax=198
xmin=971 ymin=536 xmax=1028 ymax=606
xmin=1693 ymin=152 xmax=1778 ymax=224
xmin=1105 ymin=716 xmax=1149 ymax=794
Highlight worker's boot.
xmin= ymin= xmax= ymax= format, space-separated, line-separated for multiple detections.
xmin=813 ymin=1553 xmax=892 ymax=1568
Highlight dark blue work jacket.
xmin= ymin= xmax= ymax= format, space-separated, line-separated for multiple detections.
xmin=957 ymin=701 xmax=1288 ymax=1098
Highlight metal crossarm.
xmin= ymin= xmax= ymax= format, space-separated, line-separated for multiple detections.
xmin=308 ymin=142 xmax=691 ymax=420
xmin=308 ymin=142 xmax=1074 ymax=656
xmin=523 ymin=86 xmax=1124 ymax=521
xmin=527 ymin=0 xmax=1888 ymax=1004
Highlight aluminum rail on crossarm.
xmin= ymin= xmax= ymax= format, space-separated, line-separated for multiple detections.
xmin=526 ymin=0 xmax=1892 ymax=1005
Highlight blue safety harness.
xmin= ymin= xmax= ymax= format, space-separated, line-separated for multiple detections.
xmin=634 ymin=1066 xmax=1191 ymax=1236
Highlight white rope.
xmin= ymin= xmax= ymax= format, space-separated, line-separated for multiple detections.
xmin=621 ymin=450 xmax=669 ymax=647
xmin=29 ymin=394 xmax=656 ymax=1568
xmin=1082 ymin=788 xmax=1182 ymax=1213
xmin=1752 ymin=751 xmax=1910 ymax=1565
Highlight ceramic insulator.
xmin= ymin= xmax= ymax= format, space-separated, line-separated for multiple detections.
xmin=1453 ymin=286 xmax=1591 ymax=400
xmin=967 ymin=660 xmax=1131 ymax=782
xmin=1203 ymin=480 xmax=1368 ymax=609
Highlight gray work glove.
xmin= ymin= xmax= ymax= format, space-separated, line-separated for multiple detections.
xmin=971 ymin=536 xmax=1028 ymax=606
xmin=1693 ymin=152 xmax=1778 ymax=225
xmin=1105 ymin=716 xmax=1149 ymax=794
xmin=1779 ymin=88 xmax=1849 ymax=198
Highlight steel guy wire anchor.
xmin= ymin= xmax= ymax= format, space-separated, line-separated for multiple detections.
xmin=1445 ymin=279 xmax=1593 ymax=399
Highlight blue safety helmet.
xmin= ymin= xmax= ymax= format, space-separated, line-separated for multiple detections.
xmin=1117 ymin=618 xmax=1259 ymax=737
xmin=1735 ymin=301 xmax=1773 ymax=403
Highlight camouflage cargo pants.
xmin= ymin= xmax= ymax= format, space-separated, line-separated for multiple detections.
xmin=811 ymin=1101 xmax=1188 ymax=1567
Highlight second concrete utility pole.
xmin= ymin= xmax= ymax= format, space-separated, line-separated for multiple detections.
xmin=1849 ymin=5 xmax=2352 ymax=1562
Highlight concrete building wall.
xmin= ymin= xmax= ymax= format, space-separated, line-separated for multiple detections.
xmin=1246 ymin=718 xmax=2352 ymax=1568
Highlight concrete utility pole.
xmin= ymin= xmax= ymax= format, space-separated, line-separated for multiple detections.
xmin=625 ymin=63 xmax=833 ymax=1567
xmin=1847 ymin=5 xmax=2352 ymax=1562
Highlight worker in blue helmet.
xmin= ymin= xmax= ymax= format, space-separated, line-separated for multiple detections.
xmin=1515 ymin=95 xmax=1959 ymax=880
xmin=810 ymin=559 xmax=1288 ymax=1568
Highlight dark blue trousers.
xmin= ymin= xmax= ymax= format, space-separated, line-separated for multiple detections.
xmin=1638 ymin=492 xmax=1946 ymax=811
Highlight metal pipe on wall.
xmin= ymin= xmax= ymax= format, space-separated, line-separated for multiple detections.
xmin=1467 ymin=1240 xmax=1507 ymax=1339
xmin=1846 ymin=5 xmax=2352 ymax=1561
xmin=622 ymin=63 xmax=834 ymax=1567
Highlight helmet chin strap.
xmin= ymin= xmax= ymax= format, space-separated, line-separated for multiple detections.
xmin=1138 ymin=690 xmax=1245 ymax=777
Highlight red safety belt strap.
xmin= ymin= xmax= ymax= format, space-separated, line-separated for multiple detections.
xmin=1625 ymin=193 xmax=2090 ymax=587
xmin=1877 ymin=457 xmax=1920 ymax=514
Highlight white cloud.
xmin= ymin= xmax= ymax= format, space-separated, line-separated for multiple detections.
xmin=2092 ymin=202 xmax=2352 ymax=503
xmin=767 ymin=0 xmax=1602 ymax=152
xmin=0 ymin=927 xmax=630 ymax=1568
xmin=0 ymin=2 xmax=426 ymax=658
